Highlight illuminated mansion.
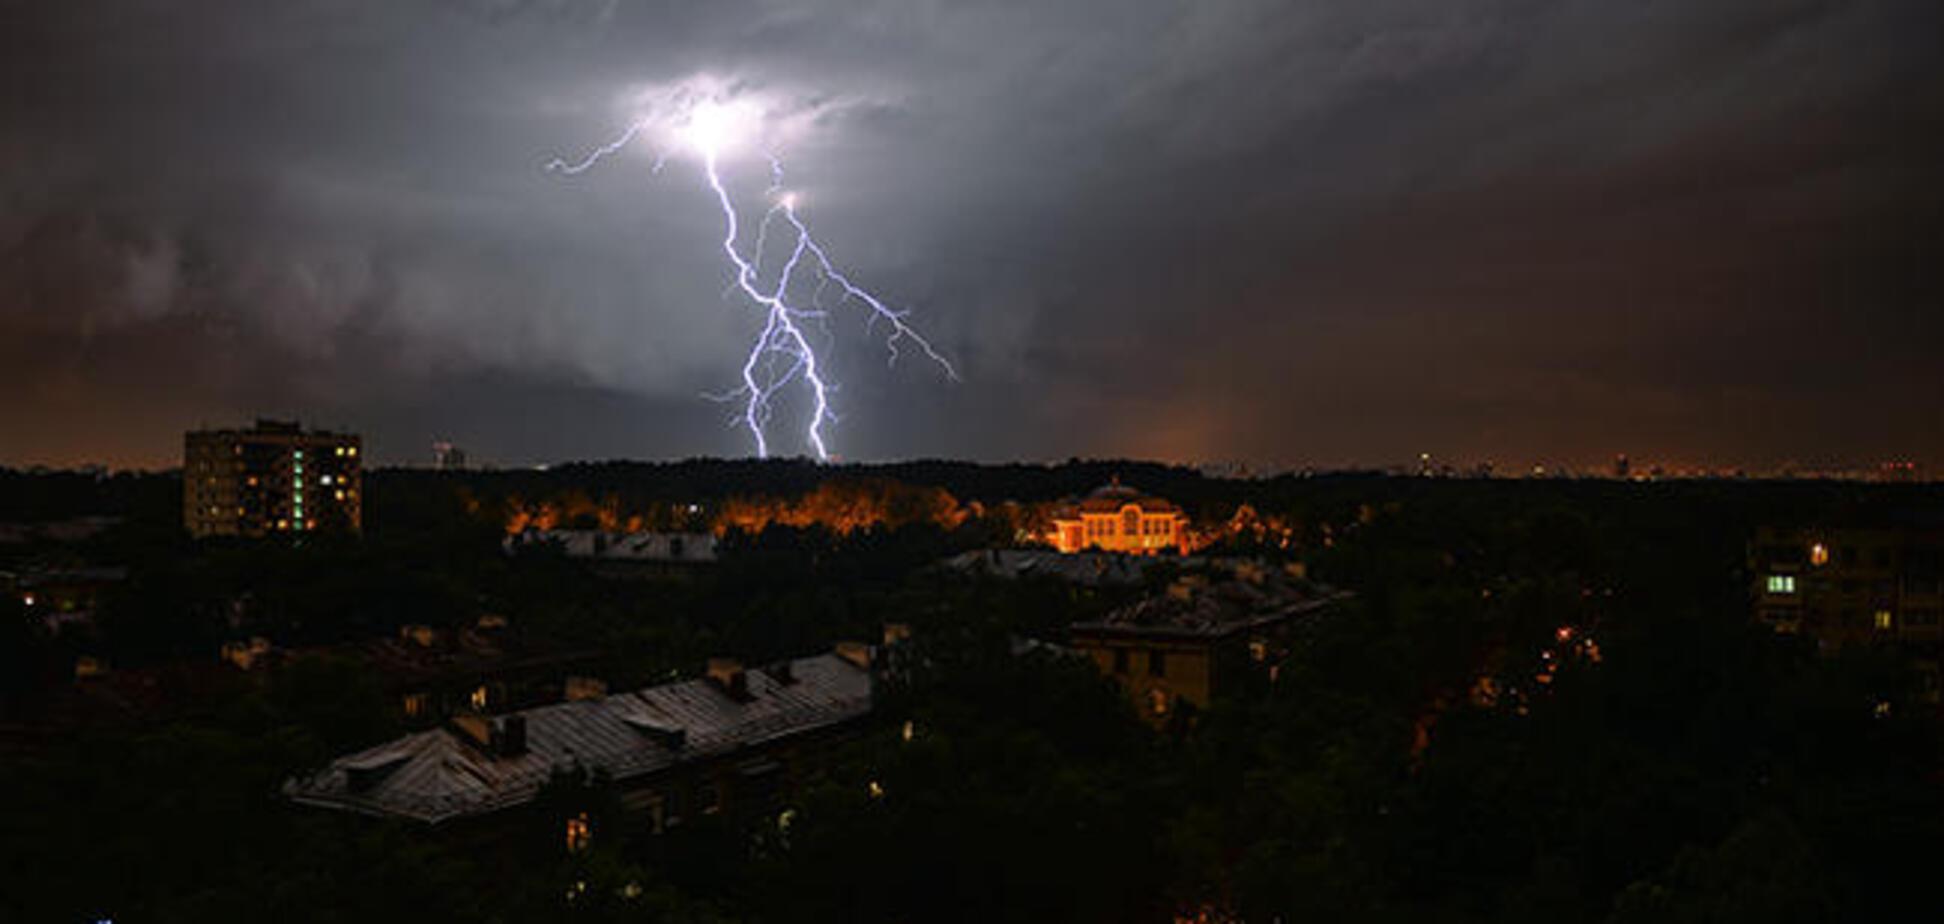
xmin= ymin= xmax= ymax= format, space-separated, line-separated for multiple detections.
xmin=1049 ymin=480 xmax=1187 ymax=554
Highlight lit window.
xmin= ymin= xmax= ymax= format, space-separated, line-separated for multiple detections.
xmin=320 ymin=475 xmax=332 ymax=485
xmin=1149 ymin=689 xmax=1170 ymax=717
xmin=469 ymin=685 xmax=489 ymax=710
xmin=566 ymin=813 xmax=591 ymax=852
xmin=1766 ymin=575 xmax=1796 ymax=595
xmin=335 ymin=490 xmax=346 ymax=501
xmin=402 ymin=693 xmax=427 ymax=717
xmin=294 ymin=450 xmax=304 ymax=459
xmin=1810 ymin=543 xmax=1829 ymax=566
xmin=1875 ymin=610 xmax=1894 ymax=630
xmin=347 ymin=446 xmax=358 ymax=457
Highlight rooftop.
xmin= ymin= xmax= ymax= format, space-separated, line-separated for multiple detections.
xmin=284 ymin=651 xmax=871 ymax=824
xmin=941 ymin=548 xmax=1183 ymax=585
xmin=1072 ymin=566 xmax=1340 ymax=639
xmin=504 ymin=529 xmax=719 ymax=564
xmin=1056 ymin=479 xmax=1182 ymax=516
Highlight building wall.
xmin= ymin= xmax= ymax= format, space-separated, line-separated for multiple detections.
xmin=184 ymin=421 xmax=363 ymax=538
xmin=1073 ymin=635 xmax=1218 ymax=721
xmin=1751 ymin=526 xmax=1942 ymax=698
xmin=1051 ymin=505 xmax=1186 ymax=555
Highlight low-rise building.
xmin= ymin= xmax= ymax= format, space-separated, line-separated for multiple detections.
xmin=1047 ymin=480 xmax=1187 ymax=554
xmin=285 ymin=646 xmax=875 ymax=828
xmin=940 ymin=548 xmax=1175 ymax=586
xmin=504 ymin=529 xmax=719 ymax=577
xmin=1069 ymin=564 xmax=1340 ymax=722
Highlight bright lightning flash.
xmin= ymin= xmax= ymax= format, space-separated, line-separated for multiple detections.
xmin=547 ymin=101 xmax=955 ymax=460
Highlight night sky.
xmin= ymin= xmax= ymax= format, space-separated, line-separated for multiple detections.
xmin=3 ymin=1 xmax=1940 ymax=470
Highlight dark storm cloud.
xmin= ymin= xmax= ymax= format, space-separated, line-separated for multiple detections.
xmin=1 ymin=0 xmax=1939 ymax=468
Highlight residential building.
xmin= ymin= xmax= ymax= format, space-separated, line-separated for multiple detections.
xmin=503 ymin=529 xmax=719 ymax=578
xmin=1047 ymin=479 xmax=1187 ymax=554
xmin=183 ymin=419 xmax=362 ymax=538
xmin=1069 ymin=564 xmax=1340 ymax=722
xmin=285 ymin=645 xmax=875 ymax=828
xmin=8 ymin=565 xmax=128 ymax=630
xmin=250 ymin=616 xmax=605 ymax=725
xmin=1750 ymin=525 xmax=1943 ymax=697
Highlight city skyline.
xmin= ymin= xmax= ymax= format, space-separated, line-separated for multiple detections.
xmin=4 ymin=3 xmax=1940 ymax=470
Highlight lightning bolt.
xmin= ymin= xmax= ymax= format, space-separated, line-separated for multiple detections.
xmin=546 ymin=117 xmax=956 ymax=461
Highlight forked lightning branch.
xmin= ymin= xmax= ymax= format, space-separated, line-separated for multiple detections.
xmin=546 ymin=98 xmax=956 ymax=460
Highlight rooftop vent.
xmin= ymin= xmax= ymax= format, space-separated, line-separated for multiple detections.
xmin=343 ymin=753 xmax=409 ymax=793
xmin=624 ymin=715 xmax=687 ymax=749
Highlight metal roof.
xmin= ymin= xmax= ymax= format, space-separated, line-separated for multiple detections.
xmin=1071 ymin=569 xmax=1345 ymax=639
xmin=284 ymin=652 xmax=872 ymax=824
xmin=940 ymin=548 xmax=1178 ymax=585
xmin=503 ymin=529 xmax=719 ymax=563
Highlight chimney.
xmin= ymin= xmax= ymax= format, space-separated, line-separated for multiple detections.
xmin=833 ymin=641 xmax=874 ymax=671
xmin=451 ymin=714 xmax=492 ymax=748
xmin=707 ymin=658 xmax=751 ymax=701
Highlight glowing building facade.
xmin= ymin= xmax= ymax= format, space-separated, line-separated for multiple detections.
xmin=184 ymin=419 xmax=362 ymax=538
xmin=1048 ymin=480 xmax=1187 ymax=554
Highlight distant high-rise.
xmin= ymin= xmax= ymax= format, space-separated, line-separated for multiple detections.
xmin=432 ymin=440 xmax=468 ymax=471
xmin=1613 ymin=454 xmax=1631 ymax=480
xmin=184 ymin=419 xmax=362 ymax=538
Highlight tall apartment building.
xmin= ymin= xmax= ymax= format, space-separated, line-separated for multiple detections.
xmin=184 ymin=420 xmax=363 ymax=538
xmin=1750 ymin=525 xmax=1942 ymax=697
